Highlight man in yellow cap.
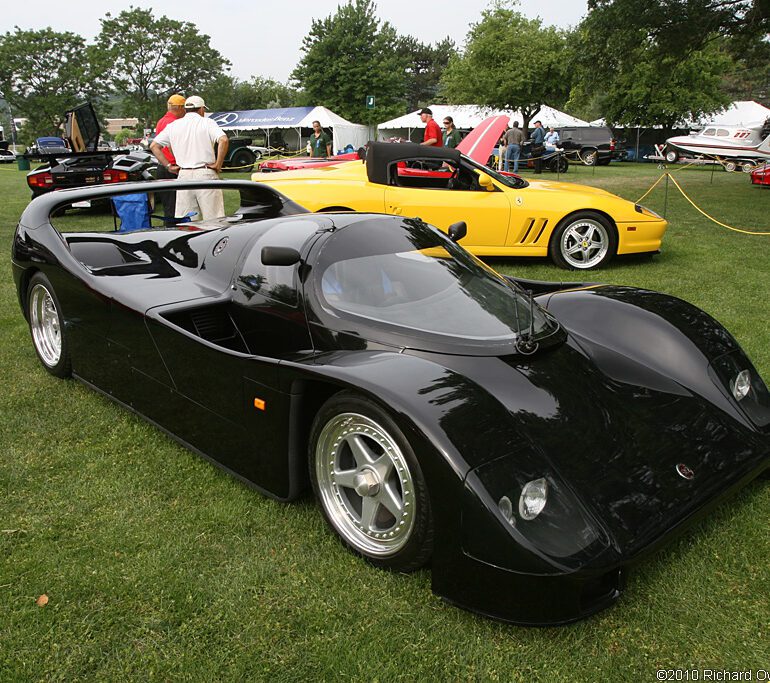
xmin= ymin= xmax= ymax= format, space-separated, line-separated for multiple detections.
xmin=154 ymin=94 xmax=186 ymax=225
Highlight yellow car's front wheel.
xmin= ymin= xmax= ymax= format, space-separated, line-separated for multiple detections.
xmin=549 ymin=212 xmax=617 ymax=270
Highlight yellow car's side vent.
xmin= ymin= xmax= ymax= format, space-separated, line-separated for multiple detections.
xmin=518 ymin=218 xmax=549 ymax=245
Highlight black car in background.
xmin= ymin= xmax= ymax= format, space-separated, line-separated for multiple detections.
xmin=25 ymin=103 xmax=156 ymax=198
xmin=557 ymin=126 xmax=625 ymax=165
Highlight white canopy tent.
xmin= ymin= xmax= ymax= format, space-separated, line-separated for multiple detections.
xmin=696 ymin=100 xmax=770 ymax=128
xmin=209 ymin=105 xmax=369 ymax=153
xmin=591 ymin=101 xmax=770 ymax=130
xmin=378 ymin=104 xmax=590 ymax=141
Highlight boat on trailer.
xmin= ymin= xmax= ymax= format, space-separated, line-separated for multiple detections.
xmin=664 ymin=117 xmax=770 ymax=171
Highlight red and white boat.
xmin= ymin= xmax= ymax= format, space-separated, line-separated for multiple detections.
xmin=665 ymin=117 xmax=770 ymax=171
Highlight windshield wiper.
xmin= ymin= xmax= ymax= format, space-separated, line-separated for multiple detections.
xmin=515 ymin=289 xmax=539 ymax=355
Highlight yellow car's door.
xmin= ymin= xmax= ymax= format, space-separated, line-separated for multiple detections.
xmin=383 ymin=172 xmax=511 ymax=248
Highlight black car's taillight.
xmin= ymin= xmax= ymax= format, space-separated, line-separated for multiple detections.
xmin=28 ymin=172 xmax=53 ymax=189
xmin=102 ymin=169 xmax=129 ymax=183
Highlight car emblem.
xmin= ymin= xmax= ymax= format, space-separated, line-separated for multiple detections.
xmin=213 ymin=237 xmax=229 ymax=256
xmin=515 ymin=196 xmax=523 ymax=206
xmin=676 ymin=463 xmax=695 ymax=480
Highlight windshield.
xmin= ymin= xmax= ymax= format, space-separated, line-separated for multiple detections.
xmin=462 ymin=155 xmax=529 ymax=189
xmin=313 ymin=216 xmax=557 ymax=352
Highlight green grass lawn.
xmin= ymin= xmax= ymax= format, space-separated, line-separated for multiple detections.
xmin=1 ymin=162 xmax=768 ymax=681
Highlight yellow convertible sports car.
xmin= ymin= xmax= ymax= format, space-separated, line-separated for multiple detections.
xmin=253 ymin=142 xmax=667 ymax=270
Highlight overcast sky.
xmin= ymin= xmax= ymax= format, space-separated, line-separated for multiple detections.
xmin=2 ymin=0 xmax=588 ymax=83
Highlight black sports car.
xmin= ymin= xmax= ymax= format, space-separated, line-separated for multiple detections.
xmin=25 ymin=103 xmax=156 ymax=199
xmin=11 ymin=180 xmax=769 ymax=625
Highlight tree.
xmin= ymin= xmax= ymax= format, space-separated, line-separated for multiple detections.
xmin=440 ymin=3 xmax=572 ymax=131
xmin=399 ymin=36 xmax=457 ymax=110
xmin=201 ymin=75 xmax=298 ymax=112
xmin=571 ymin=0 xmax=767 ymax=126
xmin=291 ymin=0 xmax=408 ymax=125
xmin=0 ymin=28 xmax=95 ymax=137
xmin=93 ymin=7 xmax=230 ymax=125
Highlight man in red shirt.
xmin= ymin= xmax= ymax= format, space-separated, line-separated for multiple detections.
xmin=419 ymin=108 xmax=442 ymax=147
xmin=155 ymin=94 xmax=186 ymax=224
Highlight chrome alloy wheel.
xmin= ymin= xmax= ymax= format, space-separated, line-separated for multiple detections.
xmin=560 ymin=218 xmax=610 ymax=269
xmin=29 ymin=283 xmax=62 ymax=367
xmin=314 ymin=412 xmax=416 ymax=557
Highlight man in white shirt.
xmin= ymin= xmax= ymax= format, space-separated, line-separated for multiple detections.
xmin=150 ymin=95 xmax=229 ymax=221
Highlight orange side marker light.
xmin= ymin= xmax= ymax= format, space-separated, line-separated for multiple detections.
xmin=253 ymin=398 xmax=266 ymax=411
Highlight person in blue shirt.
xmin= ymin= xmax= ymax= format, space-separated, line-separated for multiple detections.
xmin=529 ymin=120 xmax=546 ymax=174
xmin=544 ymin=127 xmax=560 ymax=150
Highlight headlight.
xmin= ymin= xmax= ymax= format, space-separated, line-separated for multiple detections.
xmin=466 ymin=456 xmax=609 ymax=572
xmin=709 ymin=351 xmax=770 ymax=428
xmin=634 ymin=204 xmax=662 ymax=219
xmin=518 ymin=478 xmax=548 ymax=520
xmin=731 ymin=369 xmax=751 ymax=401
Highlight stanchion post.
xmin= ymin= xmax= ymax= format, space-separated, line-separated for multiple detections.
xmin=663 ymin=173 xmax=669 ymax=218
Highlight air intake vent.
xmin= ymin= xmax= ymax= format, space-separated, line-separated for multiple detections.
xmin=517 ymin=218 xmax=549 ymax=244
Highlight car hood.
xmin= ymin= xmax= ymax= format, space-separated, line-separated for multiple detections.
xmin=456 ymin=115 xmax=510 ymax=163
xmin=410 ymin=339 xmax=768 ymax=557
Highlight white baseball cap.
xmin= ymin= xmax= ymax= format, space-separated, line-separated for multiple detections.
xmin=184 ymin=95 xmax=208 ymax=110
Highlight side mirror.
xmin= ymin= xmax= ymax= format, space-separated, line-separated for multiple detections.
xmin=448 ymin=221 xmax=467 ymax=242
xmin=261 ymin=246 xmax=301 ymax=266
xmin=478 ymin=173 xmax=495 ymax=191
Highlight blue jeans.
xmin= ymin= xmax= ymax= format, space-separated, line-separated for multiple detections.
xmin=505 ymin=143 xmax=521 ymax=173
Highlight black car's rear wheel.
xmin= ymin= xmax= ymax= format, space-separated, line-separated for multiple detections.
xmin=27 ymin=273 xmax=71 ymax=378
xmin=309 ymin=392 xmax=432 ymax=571
xmin=549 ymin=211 xmax=617 ymax=270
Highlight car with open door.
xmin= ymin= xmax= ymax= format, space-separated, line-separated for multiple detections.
xmin=24 ymin=103 xmax=157 ymax=199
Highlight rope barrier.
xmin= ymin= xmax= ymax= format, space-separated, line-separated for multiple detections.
xmin=636 ymin=171 xmax=770 ymax=236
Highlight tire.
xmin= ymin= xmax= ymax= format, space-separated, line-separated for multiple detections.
xmin=228 ymin=149 xmax=255 ymax=172
xmin=741 ymin=160 xmax=756 ymax=173
xmin=26 ymin=272 xmax=71 ymax=378
xmin=549 ymin=211 xmax=617 ymax=270
xmin=309 ymin=391 xmax=433 ymax=572
xmin=252 ymin=150 xmax=262 ymax=160
xmin=582 ymin=148 xmax=598 ymax=166
xmin=723 ymin=160 xmax=737 ymax=173
xmin=549 ymin=156 xmax=568 ymax=173
xmin=665 ymin=149 xmax=679 ymax=163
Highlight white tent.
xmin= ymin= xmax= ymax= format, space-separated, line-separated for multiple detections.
xmin=209 ymin=105 xmax=369 ymax=153
xmin=378 ymin=104 xmax=590 ymax=141
xmin=698 ymin=100 xmax=770 ymax=127
xmin=591 ymin=101 xmax=770 ymax=130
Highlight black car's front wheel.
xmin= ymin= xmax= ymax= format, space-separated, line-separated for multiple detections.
xmin=309 ymin=392 xmax=433 ymax=572
xmin=549 ymin=211 xmax=617 ymax=270
xmin=27 ymin=272 xmax=71 ymax=378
